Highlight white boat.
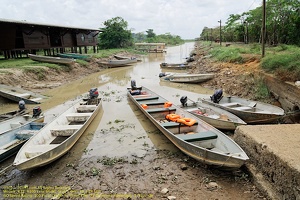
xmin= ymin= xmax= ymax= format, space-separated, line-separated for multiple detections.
xmin=28 ymin=54 xmax=75 ymax=65
xmin=201 ymin=90 xmax=285 ymax=124
xmin=160 ymin=72 xmax=214 ymax=83
xmin=127 ymin=85 xmax=249 ymax=170
xmin=160 ymin=62 xmax=190 ymax=70
xmin=13 ymin=97 xmax=102 ymax=170
xmin=0 ymin=84 xmax=47 ymax=104
xmin=179 ymin=96 xmax=246 ymax=130
xmin=98 ymin=58 xmax=137 ymax=67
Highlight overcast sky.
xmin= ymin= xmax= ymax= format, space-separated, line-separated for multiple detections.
xmin=0 ymin=0 xmax=261 ymax=39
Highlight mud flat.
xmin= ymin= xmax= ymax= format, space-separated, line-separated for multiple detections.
xmin=234 ymin=124 xmax=300 ymax=200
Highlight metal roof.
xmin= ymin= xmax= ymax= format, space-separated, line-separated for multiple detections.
xmin=0 ymin=18 xmax=102 ymax=31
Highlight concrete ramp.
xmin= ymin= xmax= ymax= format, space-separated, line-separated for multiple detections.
xmin=234 ymin=124 xmax=300 ymax=200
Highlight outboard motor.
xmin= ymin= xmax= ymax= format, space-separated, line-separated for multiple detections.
xmin=32 ymin=106 xmax=42 ymax=118
xmin=180 ymin=96 xmax=188 ymax=107
xmin=18 ymin=100 xmax=26 ymax=111
xmin=159 ymin=72 xmax=166 ymax=78
xmin=89 ymin=88 xmax=99 ymax=99
xmin=131 ymin=80 xmax=137 ymax=90
xmin=210 ymin=89 xmax=223 ymax=103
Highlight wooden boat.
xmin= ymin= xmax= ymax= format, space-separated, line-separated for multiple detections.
xmin=57 ymin=53 xmax=90 ymax=61
xmin=179 ymin=97 xmax=246 ymax=130
xmin=0 ymin=109 xmax=28 ymax=123
xmin=98 ymin=58 xmax=137 ymax=68
xmin=160 ymin=62 xmax=190 ymax=70
xmin=13 ymin=97 xmax=102 ymax=170
xmin=201 ymin=94 xmax=285 ymax=124
xmin=0 ymin=84 xmax=47 ymax=104
xmin=114 ymin=55 xmax=142 ymax=62
xmin=160 ymin=72 xmax=214 ymax=83
xmin=0 ymin=122 xmax=46 ymax=163
xmin=28 ymin=54 xmax=75 ymax=65
xmin=127 ymin=86 xmax=249 ymax=169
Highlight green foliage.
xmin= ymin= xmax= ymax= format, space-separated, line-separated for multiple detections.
xmin=261 ymin=51 xmax=300 ymax=81
xmin=200 ymin=0 xmax=300 ymax=45
xmin=209 ymin=46 xmax=244 ymax=63
xmin=254 ymin=78 xmax=270 ymax=100
xmin=98 ymin=17 xmax=133 ymax=49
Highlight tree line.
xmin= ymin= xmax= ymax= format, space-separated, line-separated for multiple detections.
xmin=200 ymin=0 xmax=300 ymax=46
xmin=98 ymin=17 xmax=184 ymax=49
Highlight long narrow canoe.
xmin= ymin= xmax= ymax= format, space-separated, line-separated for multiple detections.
xmin=127 ymin=86 xmax=249 ymax=170
xmin=160 ymin=62 xmax=190 ymax=70
xmin=0 ymin=121 xmax=46 ymax=163
xmin=98 ymin=58 xmax=137 ymax=68
xmin=28 ymin=54 xmax=75 ymax=65
xmin=160 ymin=73 xmax=214 ymax=83
xmin=201 ymin=96 xmax=285 ymax=124
xmin=57 ymin=53 xmax=90 ymax=61
xmin=13 ymin=97 xmax=102 ymax=170
xmin=180 ymin=100 xmax=246 ymax=130
xmin=0 ymin=84 xmax=47 ymax=104
xmin=0 ymin=109 xmax=28 ymax=123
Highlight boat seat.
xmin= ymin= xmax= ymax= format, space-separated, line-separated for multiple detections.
xmin=177 ymin=131 xmax=218 ymax=142
xmin=161 ymin=121 xmax=198 ymax=128
xmin=234 ymin=106 xmax=253 ymax=111
xmin=220 ymin=102 xmax=239 ymax=107
xmin=29 ymin=97 xmax=43 ymax=102
xmin=66 ymin=113 xmax=92 ymax=122
xmin=0 ymin=139 xmax=20 ymax=150
xmin=248 ymin=102 xmax=257 ymax=107
xmin=139 ymin=101 xmax=165 ymax=106
xmin=76 ymin=105 xmax=97 ymax=113
xmin=50 ymin=125 xmax=82 ymax=136
xmin=16 ymin=93 xmax=31 ymax=98
xmin=24 ymin=144 xmax=59 ymax=159
xmin=146 ymin=107 xmax=176 ymax=113
xmin=135 ymin=96 xmax=159 ymax=101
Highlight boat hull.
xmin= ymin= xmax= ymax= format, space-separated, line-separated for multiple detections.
xmin=13 ymin=98 xmax=102 ymax=170
xmin=0 ymin=122 xmax=46 ymax=163
xmin=128 ymin=87 xmax=248 ymax=170
xmin=28 ymin=54 xmax=75 ymax=65
xmin=182 ymin=102 xmax=246 ymax=130
xmin=201 ymin=96 xmax=285 ymax=124
xmin=0 ymin=84 xmax=46 ymax=104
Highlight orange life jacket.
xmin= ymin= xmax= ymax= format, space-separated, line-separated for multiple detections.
xmin=166 ymin=114 xmax=181 ymax=122
xmin=176 ymin=118 xmax=197 ymax=126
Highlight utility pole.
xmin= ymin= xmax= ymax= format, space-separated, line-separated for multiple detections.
xmin=218 ymin=20 xmax=222 ymax=46
xmin=262 ymin=0 xmax=266 ymax=57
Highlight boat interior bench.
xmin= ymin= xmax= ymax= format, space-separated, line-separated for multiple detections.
xmin=25 ymin=144 xmax=59 ymax=158
xmin=177 ymin=131 xmax=218 ymax=142
xmin=135 ymin=96 xmax=159 ymax=101
xmin=161 ymin=121 xmax=198 ymax=128
xmin=146 ymin=107 xmax=176 ymax=113
xmin=50 ymin=125 xmax=82 ymax=136
xmin=233 ymin=106 xmax=253 ymax=111
xmin=77 ymin=105 xmax=97 ymax=113
xmin=220 ymin=102 xmax=239 ymax=107
xmin=66 ymin=113 xmax=92 ymax=122
xmin=139 ymin=101 xmax=165 ymax=106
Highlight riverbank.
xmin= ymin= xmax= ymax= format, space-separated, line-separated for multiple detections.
xmin=0 ymin=47 xmax=269 ymax=199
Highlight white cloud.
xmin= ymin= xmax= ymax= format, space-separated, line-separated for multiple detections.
xmin=0 ymin=0 xmax=261 ymax=39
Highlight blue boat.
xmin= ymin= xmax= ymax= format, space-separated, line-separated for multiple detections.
xmin=0 ymin=121 xmax=46 ymax=163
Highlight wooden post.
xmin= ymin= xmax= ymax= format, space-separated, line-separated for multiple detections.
xmin=262 ymin=0 xmax=266 ymax=58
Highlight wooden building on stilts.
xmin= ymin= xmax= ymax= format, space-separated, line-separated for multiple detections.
xmin=0 ymin=18 xmax=102 ymax=59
